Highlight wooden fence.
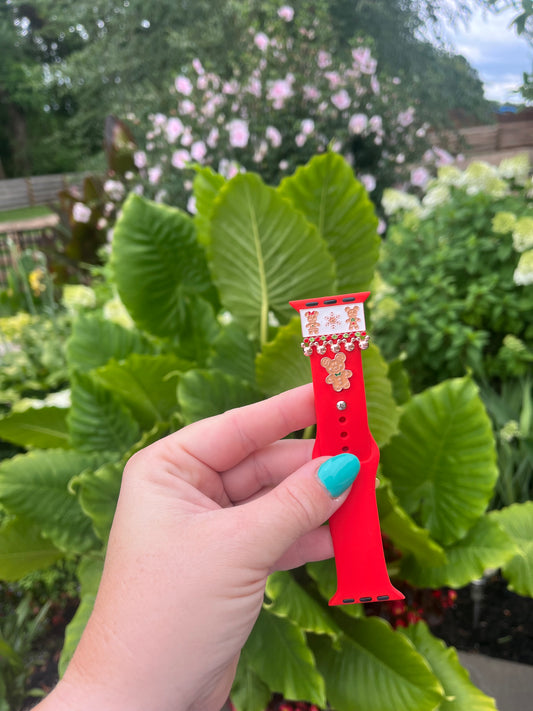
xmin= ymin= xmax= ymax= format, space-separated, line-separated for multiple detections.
xmin=0 ymin=215 xmax=60 ymax=286
xmin=0 ymin=173 xmax=83 ymax=211
xmin=454 ymin=111 xmax=533 ymax=165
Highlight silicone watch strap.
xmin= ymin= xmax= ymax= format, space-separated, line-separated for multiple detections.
xmin=290 ymin=292 xmax=403 ymax=605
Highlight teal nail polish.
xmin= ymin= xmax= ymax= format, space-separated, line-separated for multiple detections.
xmin=318 ymin=453 xmax=360 ymax=498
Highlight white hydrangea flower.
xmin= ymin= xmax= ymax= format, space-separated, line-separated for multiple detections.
xmin=512 ymin=217 xmax=533 ymax=253
xmin=463 ymin=161 xmax=507 ymax=197
xmin=62 ymin=284 xmax=97 ymax=311
xmin=513 ymin=249 xmax=533 ymax=285
xmin=498 ymin=153 xmax=530 ymax=185
xmin=492 ymin=212 xmax=517 ymax=235
xmin=381 ymin=188 xmax=421 ymax=216
xmin=502 ymin=334 xmax=527 ymax=352
xmin=103 ymin=295 xmax=134 ymax=329
xmin=436 ymin=165 xmax=464 ymax=187
xmin=499 ymin=420 xmax=521 ymax=443
xmin=422 ymin=184 xmax=450 ymax=209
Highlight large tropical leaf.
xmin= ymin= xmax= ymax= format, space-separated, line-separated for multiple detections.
xmin=400 ymin=515 xmax=518 ymax=589
xmin=0 ymin=449 xmax=102 ymax=553
xmin=111 ymin=193 xmax=214 ymax=338
xmin=244 ymin=608 xmax=326 ymax=706
xmin=193 ymin=165 xmax=226 ymax=248
xmin=66 ymin=313 xmax=154 ymax=374
xmin=363 ymin=343 xmax=400 ymax=448
xmin=0 ymin=407 xmax=71 ymax=449
xmin=210 ymin=172 xmax=335 ymax=343
xmin=377 ymin=477 xmax=447 ymax=566
xmin=256 ymin=318 xmax=311 ymax=395
xmin=491 ymin=501 xmax=533 ymax=596
xmin=381 ymin=378 xmax=498 ymax=545
xmin=312 ymin=616 xmax=444 ymax=711
xmin=306 ymin=559 xmax=364 ymax=619
xmin=265 ymin=571 xmax=341 ymax=639
xmin=93 ymin=353 xmax=190 ymax=430
xmin=68 ymin=372 xmax=140 ymax=453
xmin=59 ymin=554 xmax=104 ymax=676
xmin=400 ymin=622 xmax=497 ymax=710
xmin=208 ymin=322 xmax=258 ymax=384
xmin=278 ymin=152 xmax=380 ymax=293
xmin=71 ymin=460 xmax=123 ymax=543
xmin=178 ymin=369 xmax=263 ymax=424
xmin=0 ymin=517 xmax=63 ymax=580
xmin=232 ymin=649 xmax=272 ymax=711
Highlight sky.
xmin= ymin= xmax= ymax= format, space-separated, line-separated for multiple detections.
xmin=442 ymin=5 xmax=533 ymax=105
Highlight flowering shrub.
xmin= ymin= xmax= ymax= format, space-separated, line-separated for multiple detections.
xmin=374 ymin=154 xmax=533 ymax=390
xmin=128 ymin=4 xmax=434 ymax=210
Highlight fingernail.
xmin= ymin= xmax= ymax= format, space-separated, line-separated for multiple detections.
xmin=318 ymin=453 xmax=360 ymax=498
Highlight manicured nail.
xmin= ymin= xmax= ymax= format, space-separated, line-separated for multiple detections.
xmin=318 ymin=453 xmax=360 ymax=498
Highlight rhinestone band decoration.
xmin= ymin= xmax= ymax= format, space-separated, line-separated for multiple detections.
xmin=300 ymin=331 xmax=370 ymax=356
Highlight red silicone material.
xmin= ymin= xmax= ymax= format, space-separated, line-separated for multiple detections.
xmin=291 ymin=293 xmax=404 ymax=605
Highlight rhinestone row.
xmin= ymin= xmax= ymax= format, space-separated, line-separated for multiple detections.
xmin=300 ymin=332 xmax=369 ymax=356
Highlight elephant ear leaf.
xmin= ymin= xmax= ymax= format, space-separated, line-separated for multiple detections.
xmin=111 ymin=193 xmax=214 ymax=339
xmin=278 ymin=152 xmax=380 ymax=293
xmin=209 ymin=172 xmax=335 ymax=343
xmin=381 ymin=377 xmax=498 ymax=546
xmin=491 ymin=501 xmax=533 ymax=596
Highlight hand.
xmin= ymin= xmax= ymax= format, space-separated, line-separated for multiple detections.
xmin=39 ymin=384 xmax=360 ymax=711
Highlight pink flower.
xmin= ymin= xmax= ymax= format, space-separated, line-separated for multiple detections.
xmin=180 ymin=128 xmax=193 ymax=147
xmin=152 ymin=113 xmax=166 ymax=127
xmin=278 ymin=5 xmax=294 ymax=21
xmin=192 ymin=58 xmax=204 ymax=75
xmin=148 ymin=166 xmax=162 ymax=185
xmin=165 ymin=117 xmax=184 ymax=143
xmin=295 ymin=133 xmax=306 ymax=147
xmin=227 ymin=119 xmax=249 ymax=148
xmin=371 ymin=75 xmax=380 ymax=95
xmin=331 ymin=89 xmax=350 ymax=111
xmin=175 ymin=75 xmax=193 ymax=96
xmin=254 ymin=32 xmax=269 ymax=51
xmin=206 ymin=127 xmax=219 ymax=148
xmin=317 ymin=50 xmax=332 ymax=68
xmin=191 ymin=141 xmax=207 ymax=162
xmin=349 ymin=113 xmax=368 ymax=134
xmin=171 ymin=150 xmax=190 ymax=169
xmin=72 ymin=202 xmax=91 ymax=223
xmin=360 ymin=174 xmax=376 ymax=192
xmin=180 ymin=100 xmax=195 ymax=115
xmin=411 ymin=166 xmax=430 ymax=188
xmin=398 ymin=107 xmax=415 ymax=127
xmin=247 ymin=77 xmax=262 ymax=97
xmin=301 ymin=118 xmax=314 ymax=135
xmin=267 ymin=77 xmax=294 ymax=108
xmin=266 ymin=125 xmax=282 ymax=148
xmin=222 ymin=80 xmax=239 ymax=95
xmin=303 ymin=84 xmax=320 ymax=101
xmin=134 ymin=150 xmax=147 ymax=169
xmin=352 ymin=47 xmax=377 ymax=74
xmin=433 ymin=146 xmax=454 ymax=166
xmin=324 ymin=71 xmax=342 ymax=89
xmin=197 ymin=75 xmax=208 ymax=91
xmin=187 ymin=196 xmax=197 ymax=214
xmin=369 ymin=115 xmax=383 ymax=133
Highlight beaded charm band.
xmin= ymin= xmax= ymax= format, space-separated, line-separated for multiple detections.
xmin=300 ymin=331 xmax=370 ymax=356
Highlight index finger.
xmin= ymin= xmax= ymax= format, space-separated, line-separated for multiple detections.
xmin=171 ymin=383 xmax=315 ymax=472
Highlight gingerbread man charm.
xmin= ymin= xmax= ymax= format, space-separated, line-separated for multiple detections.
xmin=321 ymin=352 xmax=353 ymax=392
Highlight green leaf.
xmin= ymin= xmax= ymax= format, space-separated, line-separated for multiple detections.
xmin=265 ymin=571 xmax=342 ymax=639
xmin=210 ymin=172 xmax=335 ymax=343
xmin=0 ymin=517 xmax=63 ymax=580
xmin=245 ymin=608 xmax=326 ymax=706
xmin=59 ymin=554 xmax=104 ymax=677
xmin=400 ymin=515 xmax=518 ymax=588
xmin=69 ymin=372 xmax=140 ymax=454
xmin=312 ymin=617 xmax=444 ymax=711
xmin=364 ymin=343 xmax=400 ymax=448
xmin=256 ymin=318 xmax=311 ymax=395
xmin=231 ymin=649 xmax=272 ymax=711
xmin=0 ymin=407 xmax=71 ymax=449
xmin=209 ymin=322 xmax=257 ymax=384
xmin=111 ymin=193 xmax=214 ymax=338
xmin=400 ymin=621 xmax=497 ymax=710
xmin=193 ymin=165 xmax=226 ymax=248
xmin=94 ymin=353 xmax=190 ymax=430
xmin=491 ymin=501 xmax=533 ymax=596
xmin=381 ymin=378 xmax=498 ymax=545
xmin=279 ymin=152 xmax=380 ymax=293
xmin=0 ymin=449 xmax=102 ymax=554
xmin=71 ymin=460 xmax=123 ymax=543
xmin=178 ymin=369 xmax=263 ymax=424
xmin=67 ymin=313 xmax=154 ymax=374
xmin=377 ymin=477 xmax=447 ymax=566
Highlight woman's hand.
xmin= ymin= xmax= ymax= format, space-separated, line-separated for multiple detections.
xmin=39 ymin=384 xmax=359 ymax=711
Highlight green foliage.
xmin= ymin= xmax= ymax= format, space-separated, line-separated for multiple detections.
xmin=0 ymin=154 xmax=519 ymax=710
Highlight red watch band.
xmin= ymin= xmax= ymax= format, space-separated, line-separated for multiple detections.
xmin=290 ymin=292 xmax=403 ymax=605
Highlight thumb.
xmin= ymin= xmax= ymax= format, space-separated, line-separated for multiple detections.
xmin=240 ymin=453 xmax=360 ymax=568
